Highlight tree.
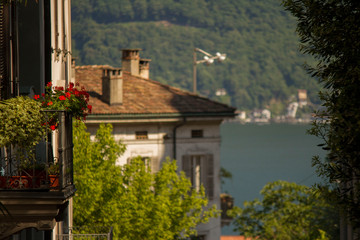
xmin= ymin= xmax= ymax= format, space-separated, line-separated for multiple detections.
xmin=73 ymin=121 xmax=125 ymax=229
xmin=281 ymin=0 xmax=360 ymax=230
xmin=73 ymin=121 xmax=218 ymax=239
xmin=228 ymin=180 xmax=339 ymax=240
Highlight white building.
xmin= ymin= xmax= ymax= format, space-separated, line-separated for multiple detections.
xmin=76 ymin=49 xmax=236 ymax=240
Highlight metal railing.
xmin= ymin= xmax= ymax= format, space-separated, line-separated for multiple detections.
xmin=57 ymin=227 xmax=113 ymax=240
xmin=0 ymin=111 xmax=73 ymax=191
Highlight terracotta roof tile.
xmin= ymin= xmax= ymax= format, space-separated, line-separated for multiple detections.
xmin=75 ymin=65 xmax=236 ymax=116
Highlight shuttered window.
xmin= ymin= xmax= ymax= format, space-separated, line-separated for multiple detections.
xmin=182 ymin=154 xmax=214 ymax=200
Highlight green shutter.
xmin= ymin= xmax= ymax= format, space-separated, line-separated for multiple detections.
xmin=182 ymin=155 xmax=191 ymax=179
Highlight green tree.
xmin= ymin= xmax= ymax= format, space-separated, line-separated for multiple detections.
xmin=73 ymin=121 xmax=125 ymax=228
xmin=282 ymin=0 xmax=360 ymax=229
xmin=228 ymin=180 xmax=339 ymax=240
xmin=73 ymin=121 xmax=218 ymax=239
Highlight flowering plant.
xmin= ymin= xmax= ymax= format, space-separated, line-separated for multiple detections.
xmin=34 ymin=82 xmax=92 ymax=130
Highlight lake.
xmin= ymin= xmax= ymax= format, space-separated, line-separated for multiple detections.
xmin=220 ymin=123 xmax=326 ymax=235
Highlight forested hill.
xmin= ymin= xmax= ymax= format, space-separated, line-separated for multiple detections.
xmin=71 ymin=0 xmax=320 ymax=113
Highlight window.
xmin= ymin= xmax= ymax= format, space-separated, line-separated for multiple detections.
xmin=127 ymin=156 xmax=151 ymax=165
xmin=191 ymin=130 xmax=203 ymax=138
xmin=127 ymin=156 xmax=152 ymax=171
xmin=182 ymin=154 xmax=214 ymax=199
xmin=135 ymin=131 xmax=148 ymax=140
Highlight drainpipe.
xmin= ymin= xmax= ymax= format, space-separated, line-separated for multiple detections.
xmin=173 ymin=117 xmax=186 ymax=160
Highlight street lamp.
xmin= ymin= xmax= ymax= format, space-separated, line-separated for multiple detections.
xmin=193 ymin=48 xmax=226 ymax=93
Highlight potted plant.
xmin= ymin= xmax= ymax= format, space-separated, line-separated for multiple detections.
xmin=0 ymin=96 xmax=45 ymax=160
xmin=47 ymin=163 xmax=59 ymax=188
xmin=34 ymin=82 xmax=92 ymax=130
xmin=0 ymin=96 xmax=46 ymax=189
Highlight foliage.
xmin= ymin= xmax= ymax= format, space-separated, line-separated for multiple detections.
xmin=0 ymin=96 xmax=45 ymax=153
xmin=71 ymin=0 xmax=321 ymax=112
xmin=73 ymin=121 xmax=218 ymax=239
xmin=282 ymin=0 xmax=360 ymax=228
xmin=34 ymin=82 xmax=91 ymax=130
xmin=228 ymin=180 xmax=339 ymax=240
xmin=220 ymin=167 xmax=232 ymax=186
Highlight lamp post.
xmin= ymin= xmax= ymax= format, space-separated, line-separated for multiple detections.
xmin=193 ymin=48 xmax=226 ymax=94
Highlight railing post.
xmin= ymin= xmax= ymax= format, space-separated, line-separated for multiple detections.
xmin=68 ymin=112 xmax=73 ymax=186
xmin=58 ymin=111 xmax=66 ymax=190
xmin=109 ymin=227 xmax=113 ymax=240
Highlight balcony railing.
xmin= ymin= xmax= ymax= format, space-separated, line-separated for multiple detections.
xmin=57 ymin=226 xmax=113 ymax=240
xmin=0 ymin=111 xmax=73 ymax=191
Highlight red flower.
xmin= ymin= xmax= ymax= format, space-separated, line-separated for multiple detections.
xmin=46 ymin=82 xmax=52 ymax=87
xmin=59 ymin=95 xmax=66 ymax=101
xmin=41 ymin=93 xmax=45 ymax=97
xmin=50 ymin=125 xmax=56 ymax=131
xmin=47 ymin=101 xmax=53 ymax=106
xmin=34 ymin=95 xmax=40 ymax=100
xmin=65 ymin=92 xmax=71 ymax=98
xmin=55 ymin=86 xmax=64 ymax=91
xmin=87 ymin=105 xmax=92 ymax=113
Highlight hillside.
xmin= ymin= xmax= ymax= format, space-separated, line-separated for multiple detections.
xmin=71 ymin=0 xmax=320 ymax=113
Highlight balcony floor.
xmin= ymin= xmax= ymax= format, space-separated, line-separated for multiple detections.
xmin=0 ymin=185 xmax=75 ymax=238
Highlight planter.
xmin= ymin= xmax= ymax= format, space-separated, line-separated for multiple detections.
xmin=0 ymin=174 xmax=59 ymax=189
xmin=49 ymin=175 xmax=59 ymax=188
xmin=0 ymin=176 xmax=30 ymax=189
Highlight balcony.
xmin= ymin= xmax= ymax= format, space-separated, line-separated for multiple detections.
xmin=0 ymin=111 xmax=75 ymax=237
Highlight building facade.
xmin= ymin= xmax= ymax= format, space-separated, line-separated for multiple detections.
xmin=0 ymin=0 xmax=74 ymax=239
xmin=76 ymin=49 xmax=236 ymax=240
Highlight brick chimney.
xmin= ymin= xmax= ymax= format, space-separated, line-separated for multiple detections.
xmin=102 ymin=67 xmax=123 ymax=105
xmin=139 ymin=59 xmax=151 ymax=79
xmin=122 ymin=49 xmax=141 ymax=76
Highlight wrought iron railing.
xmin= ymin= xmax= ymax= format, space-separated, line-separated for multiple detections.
xmin=0 ymin=111 xmax=73 ymax=191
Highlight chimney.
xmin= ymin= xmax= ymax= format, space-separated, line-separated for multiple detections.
xmin=122 ymin=49 xmax=141 ymax=76
xmin=102 ymin=67 xmax=123 ymax=105
xmin=139 ymin=59 xmax=151 ymax=79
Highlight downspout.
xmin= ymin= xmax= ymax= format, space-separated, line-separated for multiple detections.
xmin=173 ymin=117 xmax=186 ymax=160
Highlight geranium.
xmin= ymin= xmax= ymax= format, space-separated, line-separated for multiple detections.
xmin=34 ymin=82 xmax=91 ymax=130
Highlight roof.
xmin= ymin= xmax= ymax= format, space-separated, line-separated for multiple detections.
xmin=75 ymin=65 xmax=236 ymax=119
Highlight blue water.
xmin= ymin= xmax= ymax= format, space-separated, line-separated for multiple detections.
xmin=220 ymin=123 xmax=326 ymax=235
